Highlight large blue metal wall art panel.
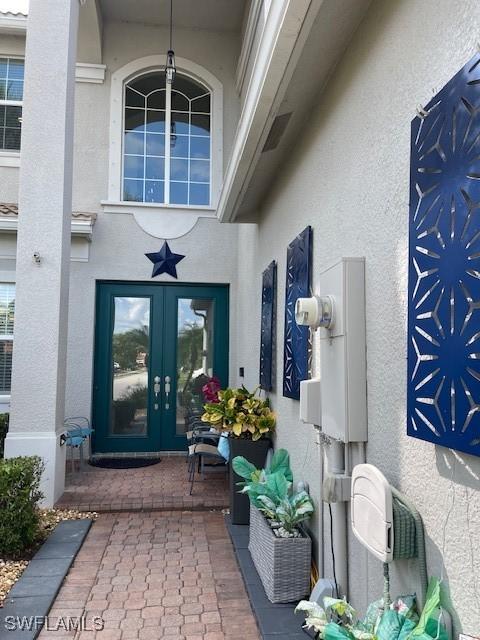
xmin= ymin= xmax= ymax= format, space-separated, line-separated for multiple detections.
xmin=408 ymin=53 xmax=480 ymax=456
xmin=283 ymin=226 xmax=312 ymax=400
xmin=260 ymin=260 xmax=276 ymax=392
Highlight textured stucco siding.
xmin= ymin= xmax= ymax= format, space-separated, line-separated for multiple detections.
xmin=235 ymin=0 xmax=480 ymax=635
xmin=65 ymin=21 xmax=241 ymax=421
xmin=0 ymin=20 xmax=242 ymax=421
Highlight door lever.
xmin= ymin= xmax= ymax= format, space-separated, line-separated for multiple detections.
xmin=153 ymin=375 xmax=161 ymax=410
xmin=165 ymin=376 xmax=171 ymax=410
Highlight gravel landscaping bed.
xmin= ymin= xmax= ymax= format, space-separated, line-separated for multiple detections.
xmin=0 ymin=508 xmax=96 ymax=607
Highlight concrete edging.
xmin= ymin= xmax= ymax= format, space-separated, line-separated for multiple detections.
xmin=225 ymin=515 xmax=309 ymax=640
xmin=0 ymin=519 xmax=93 ymax=640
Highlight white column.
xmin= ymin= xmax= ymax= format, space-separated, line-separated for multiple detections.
xmin=4 ymin=0 xmax=80 ymax=506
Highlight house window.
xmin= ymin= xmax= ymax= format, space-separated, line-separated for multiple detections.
xmin=123 ymin=72 xmax=211 ymax=207
xmin=0 ymin=284 xmax=14 ymax=394
xmin=0 ymin=58 xmax=23 ymax=151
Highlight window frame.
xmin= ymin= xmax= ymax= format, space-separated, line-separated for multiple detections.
xmin=0 ymin=55 xmax=24 ymax=161
xmin=104 ymin=55 xmax=223 ymax=218
xmin=122 ymin=70 xmax=213 ymax=207
xmin=0 ymin=279 xmax=15 ymax=399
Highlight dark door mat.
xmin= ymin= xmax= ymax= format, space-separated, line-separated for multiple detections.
xmin=88 ymin=457 xmax=161 ymax=469
xmin=0 ymin=519 xmax=92 ymax=640
xmin=225 ymin=515 xmax=308 ymax=640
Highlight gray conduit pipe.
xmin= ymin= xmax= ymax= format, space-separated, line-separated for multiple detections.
xmin=323 ymin=439 xmax=367 ymax=600
xmin=325 ymin=440 xmax=348 ymax=599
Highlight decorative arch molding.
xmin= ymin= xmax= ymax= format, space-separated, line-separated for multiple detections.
xmin=101 ymin=55 xmax=223 ymax=239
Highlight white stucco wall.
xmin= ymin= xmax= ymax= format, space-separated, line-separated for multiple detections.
xmin=65 ymin=20 xmax=241 ymax=420
xmin=0 ymin=19 xmax=242 ymax=419
xmin=235 ymin=0 xmax=480 ymax=634
xmin=0 ymin=0 xmax=479 ymax=632
xmin=66 ymin=214 xmax=239 ymax=419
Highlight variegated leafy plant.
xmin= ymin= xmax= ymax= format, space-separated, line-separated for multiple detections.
xmin=202 ymin=385 xmax=275 ymax=440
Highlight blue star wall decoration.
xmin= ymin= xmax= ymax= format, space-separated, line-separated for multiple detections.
xmin=145 ymin=241 xmax=185 ymax=279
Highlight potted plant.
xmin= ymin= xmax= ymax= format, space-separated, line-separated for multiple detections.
xmin=233 ymin=449 xmax=314 ymax=603
xmin=202 ymin=385 xmax=275 ymax=524
xmin=295 ymin=590 xmax=448 ymax=640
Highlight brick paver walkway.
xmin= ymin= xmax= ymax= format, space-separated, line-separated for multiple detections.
xmin=38 ymin=512 xmax=259 ymax=640
xmin=57 ymin=458 xmax=229 ymax=512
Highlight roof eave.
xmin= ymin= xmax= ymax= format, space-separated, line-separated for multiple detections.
xmin=217 ymin=0 xmax=319 ymax=223
xmin=0 ymin=206 xmax=96 ymax=240
xmin=0 ymin=12 xmax=27 ymax=35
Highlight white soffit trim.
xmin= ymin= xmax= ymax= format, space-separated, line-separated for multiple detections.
xmin=75 ymin=62 xmax=106 ymax=84
xmin=218 ymin=0 xmax=321 ymax=223
xmin=235 ymin=0 xmax=263 ymax=95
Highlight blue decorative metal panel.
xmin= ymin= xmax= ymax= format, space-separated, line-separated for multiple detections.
xmin=260 ymin=260 xmax=276 ymax=391
xmin=283 ymin=227 xmax=312 ymax=400
xmin=408 ymin=53 xmax=480 ymax=457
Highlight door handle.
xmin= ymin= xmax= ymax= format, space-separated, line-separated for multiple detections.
xmin=165 ymin=376 xmax=171 ymax=410
xmin=153 ymin=375 xmax=161 ymax=410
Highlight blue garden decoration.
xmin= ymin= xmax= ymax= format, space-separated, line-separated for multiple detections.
xmin=260 ymin=260 xmax=276 ymax=391
xmin=283 ymin=227 xmax=312 ymax=400
xmin=408 ymin=53 xmax=480 ymax=457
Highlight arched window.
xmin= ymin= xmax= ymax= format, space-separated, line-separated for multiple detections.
xmin=123 ymin=72 xmax=211 ymax=207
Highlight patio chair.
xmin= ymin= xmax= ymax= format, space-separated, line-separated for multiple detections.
xmin=186 ymin=422 xmax=221 ymax=473
xmin=188 ymin=438 xmax=228 ymax=495
xmin=64 ymin=416 xmax=94 ymax=472
xmin=186 ymin=423 xmax=221 ymax=447
xmin=185 ymin=416 xmax=222 ymax=467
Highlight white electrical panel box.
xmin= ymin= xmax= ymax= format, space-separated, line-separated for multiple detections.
xmin=319 ymin=257 xmax=367 ymax=442
xmin=300 ymin=378 xmax=322 ymax=426
xmin=351 ymin=464 xmax=393 ymax=563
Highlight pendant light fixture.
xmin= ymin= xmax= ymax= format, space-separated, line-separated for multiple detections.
xmin=165 ymin=0 xmax=176 ymax=85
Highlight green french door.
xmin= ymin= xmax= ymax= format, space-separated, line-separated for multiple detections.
xmin=93 ymin=282 xmax=229 ymax=453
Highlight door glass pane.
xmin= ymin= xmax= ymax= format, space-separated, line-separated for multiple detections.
xmin=111 ymin=297 xmax=150 ymax=437
xmin=176 ymin=298 xmax=215 ymax=436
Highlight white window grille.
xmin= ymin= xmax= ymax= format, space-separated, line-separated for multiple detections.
xmin=123 ymin=72 xmax=211 ymax=207
xmin=0 ymin=283 xmax=15 ymax=393
xmin=0 ymin=58 xmax=23 ymax=151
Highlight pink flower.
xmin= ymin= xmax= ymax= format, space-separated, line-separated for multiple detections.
xmin=203 ymin=377 xmax=221 ymax=403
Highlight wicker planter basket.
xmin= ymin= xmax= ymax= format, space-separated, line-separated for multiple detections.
xmin=248 ymin=504 xmax=311 ymax=603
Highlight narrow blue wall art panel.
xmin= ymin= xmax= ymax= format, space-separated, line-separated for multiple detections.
xmin=408 ymin=53 xmax=480 ymax=457
xmin=283 ymin=226 xmax=312 ymax=400
xmin=260 ymin=260 xmax=276 ymax=392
